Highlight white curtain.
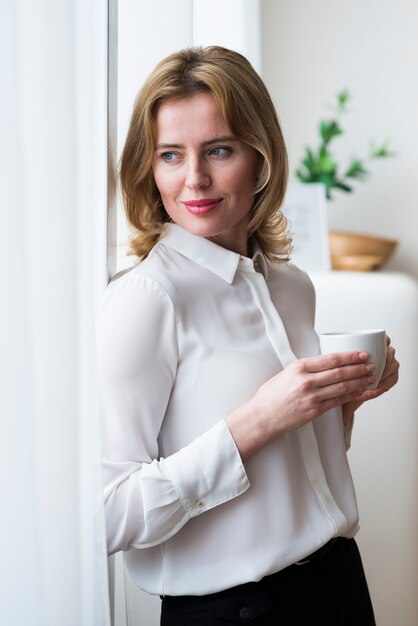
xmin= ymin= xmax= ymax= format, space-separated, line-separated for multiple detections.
xmin=0 ymin=1 xmax=111 ymax=624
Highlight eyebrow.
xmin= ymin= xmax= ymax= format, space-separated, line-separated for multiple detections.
xmin=156 ymin=135 xmax=238 ymax=150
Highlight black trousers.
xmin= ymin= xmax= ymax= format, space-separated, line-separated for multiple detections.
xmin=160 ymin=538 xmax=376 ymax=625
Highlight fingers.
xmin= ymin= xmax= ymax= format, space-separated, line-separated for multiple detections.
xmin=313 ymin=362 xmax=376 ymax=388
xmin=319 ymin=389 xmax=371 ymax=414
xmin=380 ymin=345 xmax=396 ymax=376
xmin=378 ymin=346 xmax=399 ymax=387
xmin=315 ymin=374 xmax=374 ymax=403
xmin=302 ymin=351 xmax=369 ymax=374
xmin=278 ymin=342 xmax=399 ymax=426
xmin=378 ymin=359 xmax=399 ymax=390
xmin=356 ymin=358 xmax=400 ymax=402
xmin=295 ymin=352 xmax=376 ymax=405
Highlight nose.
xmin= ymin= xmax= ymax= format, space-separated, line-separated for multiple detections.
xmin=185 ymin=156 xmax=210 ymax=190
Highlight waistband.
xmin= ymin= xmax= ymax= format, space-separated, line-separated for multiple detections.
xmin=161 ymin=536 xmax=345 ymax=601
xmin=294 ymin=536 xmax=338 ymax=565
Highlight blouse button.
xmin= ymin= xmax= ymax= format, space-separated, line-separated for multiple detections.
xmin=239 ymin=606 xmax=252 ymax=620
xmin=195 ymin=499 xmax=204 ymax=508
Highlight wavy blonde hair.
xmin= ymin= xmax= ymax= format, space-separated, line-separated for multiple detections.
xmin=119 ymin=46 xmax=291 ymax=262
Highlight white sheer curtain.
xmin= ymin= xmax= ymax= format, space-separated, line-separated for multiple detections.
xmin=0 ymin=1 xmax=112 ymax=624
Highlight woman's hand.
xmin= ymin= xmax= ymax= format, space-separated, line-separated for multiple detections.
xmin=341 ymin=335 xmax=400 ymax=421
xmin=226 ymin=351 xmax=376 ymax=460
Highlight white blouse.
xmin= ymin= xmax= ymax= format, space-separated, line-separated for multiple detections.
xmin=96 ymin=223 xmax=359 ymax=596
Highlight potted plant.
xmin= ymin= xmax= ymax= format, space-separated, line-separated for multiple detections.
xmin=295 ymin=90 xmax=397 ymax=270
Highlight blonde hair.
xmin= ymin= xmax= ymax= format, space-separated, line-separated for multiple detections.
xmin=119 ymin=46 xmax=291 ymax=262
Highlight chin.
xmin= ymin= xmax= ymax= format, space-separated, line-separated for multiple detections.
xmin=174 ymin=218 xmax=220 ymax=238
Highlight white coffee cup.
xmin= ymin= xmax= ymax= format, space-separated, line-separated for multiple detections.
xmin=319 ymin=329 xmax=387 ymax=390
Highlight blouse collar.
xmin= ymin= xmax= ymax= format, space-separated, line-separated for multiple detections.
xmin=159 ymin=223 xmax=269 ymax=284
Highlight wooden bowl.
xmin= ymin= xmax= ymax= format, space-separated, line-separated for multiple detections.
xmin=329 ymin=231 xmax=398 ymax=271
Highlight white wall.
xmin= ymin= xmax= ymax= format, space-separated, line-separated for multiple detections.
xmin=261 ymin=0 xmax=418 ymax=278
xmin=312 ymin=271 xmax=418 ymax=626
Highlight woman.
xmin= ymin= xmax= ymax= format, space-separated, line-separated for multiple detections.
xmin=97 ymin=46 xmax=399 ymax=625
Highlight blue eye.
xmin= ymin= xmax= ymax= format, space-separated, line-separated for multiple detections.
xmin=210 ymin=146 xmax=232 ymax=157
xmin=161 ymin=152 xmax=179 ymax=162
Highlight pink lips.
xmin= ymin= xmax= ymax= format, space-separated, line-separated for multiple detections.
xmin=182 ymin=198 xmax=222 ymax=215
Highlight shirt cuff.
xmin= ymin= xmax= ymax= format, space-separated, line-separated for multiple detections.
xmin=159 ymin=420 xmax=250 ymax=518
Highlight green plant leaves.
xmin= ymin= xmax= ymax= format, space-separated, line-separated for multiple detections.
xmin=345 ymin=158 xmax=368 ymax=180
xmin=319 ymin=120 xmax=343 ymax=145
xmin=370 ymin=142 xmax=397 ymax=159
xmin=301 ymin=147 xmax=317 ymax=173
xmin=337 ymin=88 xmax=350 ymax=112
xmin=318 ymin=146 xmax=337 ymax=173
xmin=333 ymin=180 xmax=353 ymax=193
xmin=295 ymin=89 xmax=395 ymax=201
xmin=296 ymin=146 xmax=341 ymax=199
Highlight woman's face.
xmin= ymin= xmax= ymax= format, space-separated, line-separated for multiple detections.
xmin=152 ymin=92 xmax=259 ymax=256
